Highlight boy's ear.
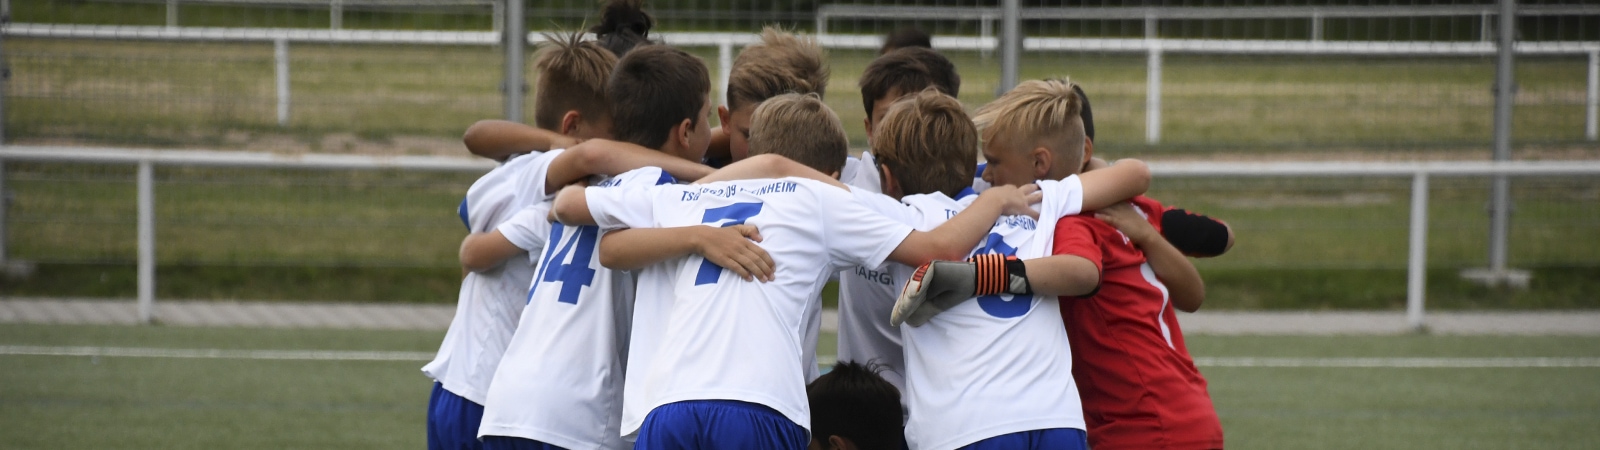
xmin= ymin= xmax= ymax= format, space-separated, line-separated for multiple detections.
xmin=1030 ymin=145 xmax=1053 ymax=180
xmin=718 ymin=105 xmax=732 ymax=128
xmin=1080 ymin=137 xmax=1096 ymax=172
xmin=863 ymin=117 xmax=875 ymax=146
xmin=560 ymin=111 xmax=582 ymax=136
xmin=673 ymin=117 xmax=695 ymax=152
xmin=878 ymin=163 xmax=902 ymax=198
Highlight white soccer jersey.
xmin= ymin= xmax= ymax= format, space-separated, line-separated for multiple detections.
xmin=478 ymin=165 xmax=675 ymax=449
xmin=881 ymin=177 xmax=1089 ymax=450
xmin=422 ymin=152 xmax=557 ymax=405
xmin=834 ymin=151 xmax=911 ymax=392
xmin=586 ymin=178 xmax=914 ymax=432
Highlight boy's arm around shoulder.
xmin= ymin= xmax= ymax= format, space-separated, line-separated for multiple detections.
xmin=543 ymin=139 xmax=715 ymax=194
xmin=1078 ymin=158 xmax=1151 ymax=212
xmin=693 ymin=154 xmax=848 ymax=189
xmin=887 ymin=184 xmax=1042 ymax=267
xmin=459 ymin=230 xmax=522 ymax=273
xmin=462 ymin=120 xmax=577 ymax=161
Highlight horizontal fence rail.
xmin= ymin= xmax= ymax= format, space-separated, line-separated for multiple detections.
xmin=2 ymin=146 xmax=1598 ymax=328
xmin=10 ymin=23 xmax=1598 ymax=144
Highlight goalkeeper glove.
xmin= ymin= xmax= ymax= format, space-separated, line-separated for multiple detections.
xmin=891 ymin=254 xmax=1033 ymax=327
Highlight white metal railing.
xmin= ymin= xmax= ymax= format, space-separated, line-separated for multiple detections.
xmin=9 ymin=23 xmax=1598 ymax=142
xmin=2 ymin=145 xmax=1598 ymax=329
xmin=816 ymin=4 xmax=1600 ymax=42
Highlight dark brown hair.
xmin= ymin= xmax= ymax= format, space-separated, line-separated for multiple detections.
xmin=858 ymin=46 xmax=960 ymax=120
xmin=589 ymin=0 xmax=654 ymax=58
xmin=607 ymin=44 xmax=711 ymax=149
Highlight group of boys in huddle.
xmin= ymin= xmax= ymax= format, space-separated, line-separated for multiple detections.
xmin=422 ymin=2 xmax=1234 ymax=449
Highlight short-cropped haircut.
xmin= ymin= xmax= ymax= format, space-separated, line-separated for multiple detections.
xmin=747 ymin=93 xmax=848 ymax=176
xmin=533 ymin=31 xmax=617 ymax=132
xmin=972 ymin=78 xmax=1085 ymax=165
xmin=858 ymin=47 xmax=960 ymax=119
xmin=607 ymin=44 xmax=710 ymax=149
xmin=872 ymin=87 xmax=977 ymax=198
xmin=726 ymin=26 xmax=829 ymax=112
xmin=807 ymin=361 xmax=903 ymax=450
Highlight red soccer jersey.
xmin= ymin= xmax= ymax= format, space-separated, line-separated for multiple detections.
xmin=1052 ymin=195 xmax=1224 ymax=450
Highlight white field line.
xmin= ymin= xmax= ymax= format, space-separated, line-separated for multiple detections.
xmin=0 ymin=345 xmax=433 ymax=362
xmin=5 ymin=346 xmax=1600 ymax=368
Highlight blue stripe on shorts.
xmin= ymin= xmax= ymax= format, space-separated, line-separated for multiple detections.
xmin=635 ymin=400 xmax=808 ymax=450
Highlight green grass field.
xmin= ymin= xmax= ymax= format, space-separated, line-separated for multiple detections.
xmin=2 ymin=324 xmax=1596 ymax=449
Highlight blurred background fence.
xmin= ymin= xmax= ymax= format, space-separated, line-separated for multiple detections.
xmin=2 ymin=1 xmax=1598 ymax=314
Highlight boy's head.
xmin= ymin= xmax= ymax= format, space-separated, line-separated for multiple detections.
xmin=880 ymin=27 xmax=932 ymax=54
xmin=858 ymin=47 xmax=960 ymax=146
xmin=589 ymin=0 xmax=654 ymax=58
xmin=721 ymin=27 xmax=830 ymax=161
xmin=747 ymin=93 xmax=849 ymax=177
xmin=972 ymin=78 xmax=1087 ymax=188
xmin=872 ymin=87 xmax=977 ymax=200
xmin=807 ymin=361 xmax=903 ymax=450
xmin=533 ymin=31 xmax=618 ymax=140
xmin=607 ymin=44 xmax=713 ymax=162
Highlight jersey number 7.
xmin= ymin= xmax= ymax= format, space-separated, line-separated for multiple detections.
xmin=695 ymin=202 xmax=764 ymax=285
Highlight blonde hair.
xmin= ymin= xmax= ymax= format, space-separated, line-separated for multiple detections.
xmin=873 ymin=87 xmax=977 ymax=198
xmin=533 ymin=30 xmax=619 ymax=131
xmin=971 ymin=78 xmax=1085 ymax=168
xmin=726 ymin=26 xmax=830 ymax=112
xmin=748 ymin=93 xmax=848 ymax=175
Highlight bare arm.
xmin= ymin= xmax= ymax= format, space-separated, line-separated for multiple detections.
xmin=1019 ymin=255 xmax=1102 ymax=297
xmin=551 ymin=184 xmax=596 ymax=226
xmin=459 ymin=230 xmax=524 ymax=273
xmin=888 ymin=184 xmax=1042 ymax=266
xmin=598 ymin=226 xmax=775 ymax=282
xmin=1077 ymin=158 xmax=1151 ymax=212
xmin=462 ymin=120 xmax=578 ymax=161
xmin=1097 ymin=202 xmax=1205 ymax=312
xmin=544 ymin=139 xmax=715 ymax=194
xmin=693 ymin=154 xmax=847 ymax=189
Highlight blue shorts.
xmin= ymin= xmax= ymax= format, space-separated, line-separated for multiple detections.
xmin=635 ymin=400 xmax=808 ymax=450
xmin=480 ymin=436 xmax=567 ymax=450
xmin=427 ymin=382 xmax=486 ymax=450
xmin=960 ymin=428 xmax=1088 ymax=450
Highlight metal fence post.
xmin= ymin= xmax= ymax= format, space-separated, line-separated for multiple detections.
xmin=276 ymin=38 xmax=289 ymax=127
xmin=137 ymin=161 xmax=155 ymax=325
xmin=718 ymin=39 xmax=733 ymax=108
xmin=503 ymin=0 xmax=525 ymax=123
xmin=330 ymin=0 xmax=342 ymax=31
xmin=1407 ymin=171 xmax=1430 ymax=331
xmin=0 ymin=159 xmax=7 ymax=267
xmin=999 ymin=0 xmax=1020 ymax=94
xmin=1146 ymin=43 xmax=1163 ymax=145
xmin=1489 ymin=0 xmax=1515 ymax=274
xmin=1310 ymin=12 xmax=1323 ymax=41
xmin=167 ymin=0 xmax=178 ymax=28
xmin=1587 ymin=50 xmax=1597 ymax=141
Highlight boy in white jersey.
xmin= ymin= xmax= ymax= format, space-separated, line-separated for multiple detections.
xmin=833 ymin=46 xmax=964 ymax=392
xmin=548 ymin=93 xmax=1043 ymax=450
xmin=856 ymin=88 xmax=1147 ymax=450
xmin=474 ymin=44 xmax=721 ymax=450
xmin=424 ymin=31 xmax=634 ymax=450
